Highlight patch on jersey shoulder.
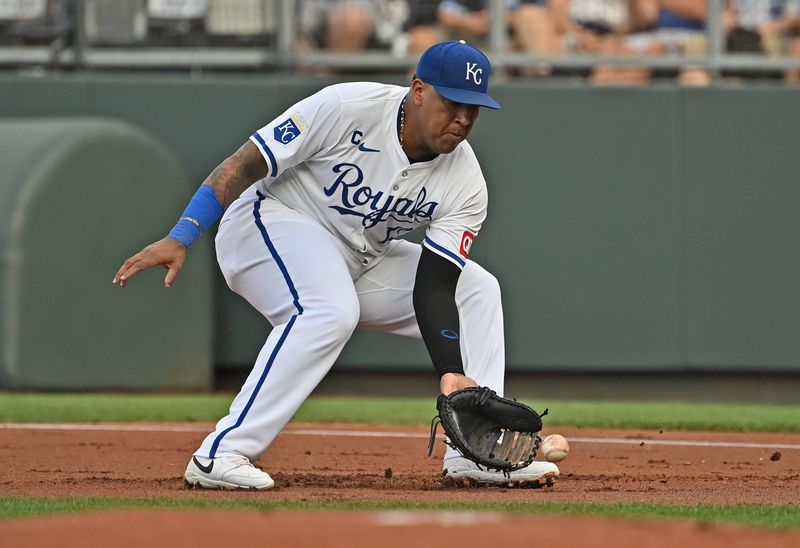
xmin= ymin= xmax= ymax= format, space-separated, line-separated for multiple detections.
xmin=273 ymin=112 xmax=310 ymax=145
xmin=459 ymin=230 xmax=476 ymax=259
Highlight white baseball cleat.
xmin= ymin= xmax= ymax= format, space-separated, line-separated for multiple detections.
xmin=442 ymin=456 xmax=559 ymax=487
xmin=184 ymin=455 xmax=275 ymax=490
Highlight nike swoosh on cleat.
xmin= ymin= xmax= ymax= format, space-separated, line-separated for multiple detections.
xmin=193 ymin=456 xmax=214 ymax=474
xmin=358 ymin=143 xmax=380 ymax=153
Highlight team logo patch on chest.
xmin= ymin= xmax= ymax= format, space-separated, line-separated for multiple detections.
xmin=273 ymin=112 xmax=310 ymax=145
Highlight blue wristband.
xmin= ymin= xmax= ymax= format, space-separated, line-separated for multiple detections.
xmin=167 ymin=185 xmax=224 ymax=248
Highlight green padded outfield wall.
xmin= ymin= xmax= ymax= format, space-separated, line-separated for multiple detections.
xmin=0 ymin=118 xmax=214 ymax=389
xmin=1 ymin=75 xmax=799 ymax=374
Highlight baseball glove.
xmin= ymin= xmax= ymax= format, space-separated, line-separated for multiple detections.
xmin=427 ymin=387 xmax=547 ymax=473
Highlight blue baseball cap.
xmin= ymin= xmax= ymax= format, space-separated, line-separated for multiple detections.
xmin=416 ymin=40 xmax=501 ymax=110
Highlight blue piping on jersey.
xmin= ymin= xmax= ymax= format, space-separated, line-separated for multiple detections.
xmin=253 ymin=191 xmax=303 ymax=314
xmin=423 ymin=237 xmax=466 ymax=268
xmin=208 ymin=192 xmax=302 ymax=457
xmin=251 ymin=132 xmax=278 ymax=177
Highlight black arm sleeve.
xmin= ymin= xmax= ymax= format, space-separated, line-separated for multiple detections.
xmin=413 ymin=247 xmax=465 ymax=377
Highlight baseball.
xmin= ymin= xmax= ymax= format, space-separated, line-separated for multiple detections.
xmin=540 ymin=434 xmax=570 ymax=463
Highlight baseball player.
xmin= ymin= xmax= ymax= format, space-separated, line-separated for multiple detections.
xmin=113 ymin=40 xmax=560 ymax=489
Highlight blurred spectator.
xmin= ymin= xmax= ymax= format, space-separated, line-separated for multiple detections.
xmin=725 ymin=0 xmax=800 ymax=53
xmin=510 ymin=0 xmax=561 ymax=61
xmin=650 ymin=0 xmax=710 ymax=84
xmin=790 ymin=27 xmax=800 ymax=82
xmin=433 ymin=0 xmax=657 ymax=81
xmin=146 ymin=0 xmax=208 ymax=46
xmin=437 ymin=0 xmax=491 ymax=46
xmin=297 ymin=0 xmax=410 ymax=55
xmin=547 ymin=0 xmax=661 ymax=83
xmin=408 ymin=0 xmax=561 ymax=70
xmin=403 ymin=0 xmax=493 ymax=55
xmin=297 ymin=0 xmax=378 ymax=52
xmin=724 ymin=0 xmax=800 ymax=80
xmin=327 ymin=0 xmax=376 ymax=51
xmin=0 ymin=0 xmax=71 ymax=46
xmin=617 ymin=0 xmax=710 ymax=84
xmin=403 ymin=0 xmax=442 ymax=54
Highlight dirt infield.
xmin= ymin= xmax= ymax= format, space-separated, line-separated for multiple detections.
xmin=1 ymin=423 xmax=799 ymax=546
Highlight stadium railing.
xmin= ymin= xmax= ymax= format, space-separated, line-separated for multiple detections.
xmin=0 ymin=0 xmax=797 ymax=80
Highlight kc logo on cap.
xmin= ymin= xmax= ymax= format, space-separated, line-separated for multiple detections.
xmin=466 ymin=62 xmax=483 ymax=85
xmin=416 ymin=40 xmax=501 ymax=110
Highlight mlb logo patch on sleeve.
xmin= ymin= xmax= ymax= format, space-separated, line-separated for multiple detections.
xmin=273 ymin=112 xmax=309 ymax=145
xmin=460 ymin=230 xmax=476 ymax=258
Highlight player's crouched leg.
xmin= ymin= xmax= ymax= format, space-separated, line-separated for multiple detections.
xmin=304 ymin=299 xmax=360 ymax=346
xmin=459 ymin=262 xmax=501 ymax=309
xmin=454 ymin=262 xmax=505 ymax=391
xmin=442 ymin=263 xmax=561 ymax=487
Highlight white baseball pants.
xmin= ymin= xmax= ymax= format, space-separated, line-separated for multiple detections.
xmin=195 ymin=194 xmax=505 ymax=461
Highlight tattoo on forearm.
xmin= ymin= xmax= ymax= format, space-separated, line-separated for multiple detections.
xmin=204 ymin=141 xmax=269 ymax=207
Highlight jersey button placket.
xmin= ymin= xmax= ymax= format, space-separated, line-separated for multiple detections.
xmin=394 ymin=170 xmax=408 ymax=191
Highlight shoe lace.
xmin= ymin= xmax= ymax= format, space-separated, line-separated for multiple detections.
xmin=224 ymin=455 xmax=252 ymax=467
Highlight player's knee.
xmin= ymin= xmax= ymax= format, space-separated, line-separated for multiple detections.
xmin=314 ymin=301 xmax=360 ymax=341
xmin=479 ymin=270 xmax=502 ymax=302
xmin=464 ymin=265 xmax=502 ymax=302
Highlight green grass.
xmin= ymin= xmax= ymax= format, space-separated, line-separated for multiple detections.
xmin=0 ymin=393 xmax=231 ymax=423
xmin=297 ymin=398 xmax=800 ymax=432
xmin=1 ymin=392 xmax=800 ymax=432
xmin=2 ymin=497 xmax=800 ymax=529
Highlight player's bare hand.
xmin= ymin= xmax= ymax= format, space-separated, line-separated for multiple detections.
xmin=113 ymin=237 xmax=187 ymax=288
xmin=439 ymin=373 xmax=479 ymax=396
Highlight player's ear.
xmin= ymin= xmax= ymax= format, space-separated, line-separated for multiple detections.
xmin=411 ymin=78 xmax=426 ymax=105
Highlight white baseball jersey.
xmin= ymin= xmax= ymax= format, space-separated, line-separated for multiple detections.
xmin=245 ymin=82 xmax=488 ymax=269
